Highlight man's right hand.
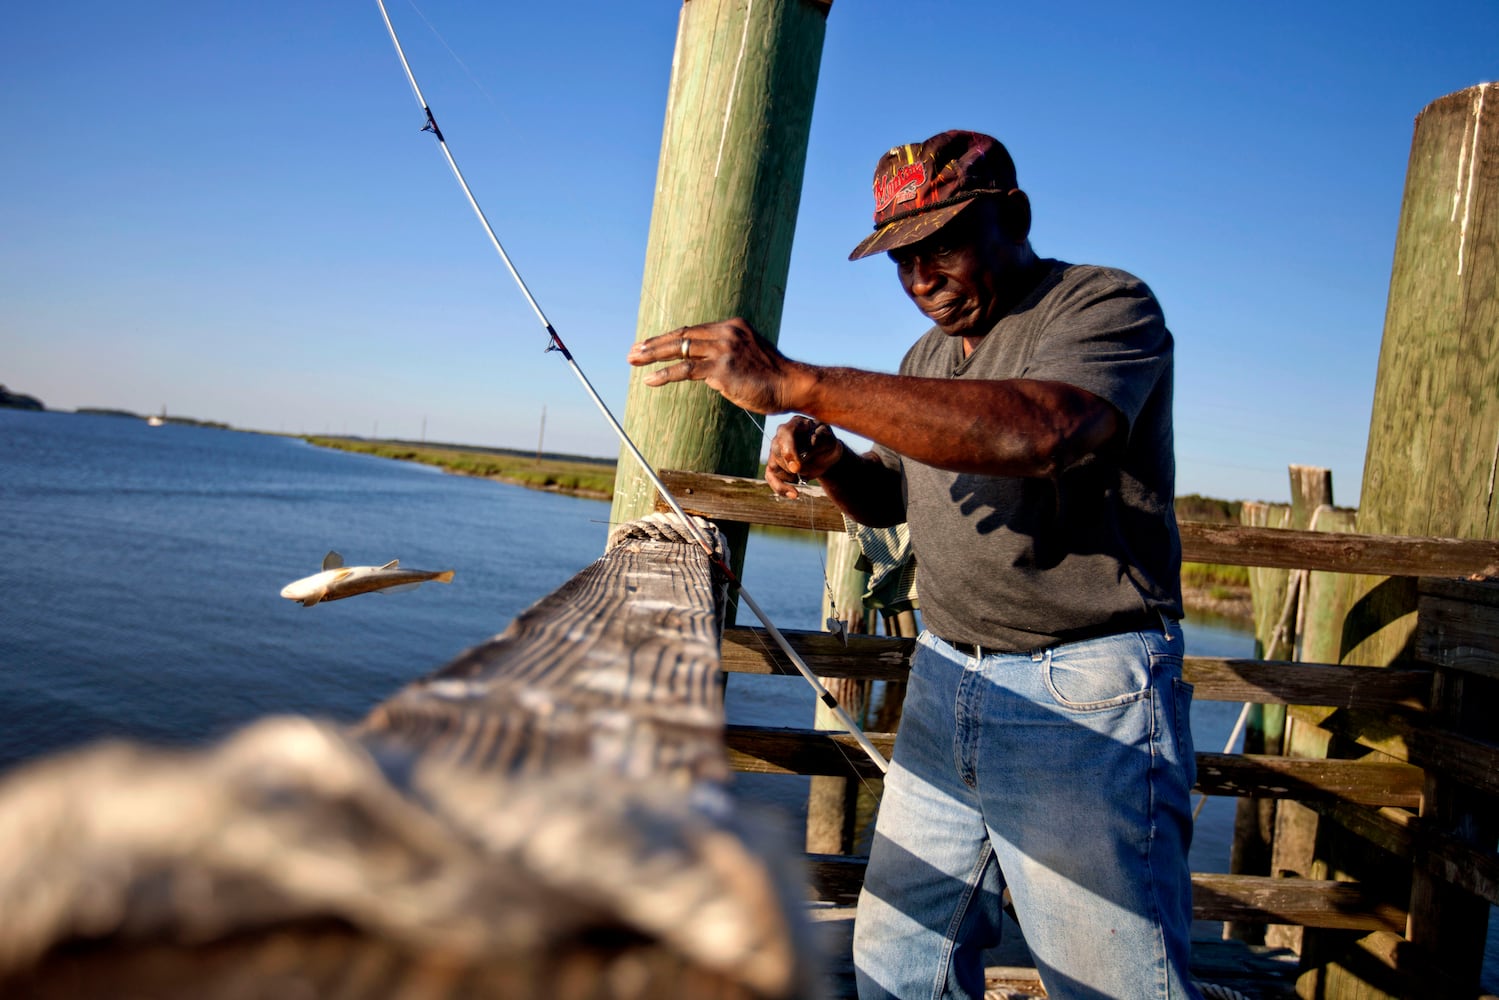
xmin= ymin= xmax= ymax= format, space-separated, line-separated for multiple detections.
xmin=766 ymin=416 xmax=845 ymax=499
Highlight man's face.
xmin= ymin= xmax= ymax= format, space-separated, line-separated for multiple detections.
xmin=888 ymin=199 xmax=1019 ymax=338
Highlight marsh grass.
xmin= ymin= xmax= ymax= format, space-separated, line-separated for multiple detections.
xmin=1182 ymin=561 xmax=1250 ymax=600
xmin=303 ymin=437 xmax=615 ymax=499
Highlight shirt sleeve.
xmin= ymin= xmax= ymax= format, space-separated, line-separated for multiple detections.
xmin=1022 ymin=268 xmax=1172 ymax=433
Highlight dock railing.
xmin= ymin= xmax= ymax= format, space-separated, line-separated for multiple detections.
xmin=657 ymin=468 xmax=1499 ymax=1000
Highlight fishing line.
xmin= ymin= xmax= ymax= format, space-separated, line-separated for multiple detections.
xmin=373 ymin=0 xmax=888 ymax=774
xmin=400 ymin=0 xmax=516 ymax=131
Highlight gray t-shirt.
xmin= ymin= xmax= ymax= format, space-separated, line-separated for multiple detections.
xmin=873 ymin=259 xmax=1182 ymax=651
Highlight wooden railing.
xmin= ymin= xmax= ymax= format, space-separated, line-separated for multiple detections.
xmin=658 ymin=469 xmax=1499 ymax=999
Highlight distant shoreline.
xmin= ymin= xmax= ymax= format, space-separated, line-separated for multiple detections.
xmin=303 ymin=435 xmax=1254 ymax=626
xmin=301 ymin=436 xmax=615 ymax=500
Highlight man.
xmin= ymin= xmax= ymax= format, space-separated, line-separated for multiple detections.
xmin=628 ymin=130 xmax=1197 ymax=1000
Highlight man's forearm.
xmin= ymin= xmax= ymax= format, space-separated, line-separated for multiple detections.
xmin=785 ymin=363 xmax=1119 ymax=479
xmin=818 ymin=446 xmax=906 ymax=528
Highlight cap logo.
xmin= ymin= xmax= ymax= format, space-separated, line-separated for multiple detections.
xmin=873 ymin=162 xmax=927 ymax=218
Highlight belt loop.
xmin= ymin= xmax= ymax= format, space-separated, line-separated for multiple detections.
xmin=1158 ymin=610 xmax=1174 ymax=640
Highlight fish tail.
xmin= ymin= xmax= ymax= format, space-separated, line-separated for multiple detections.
xmin=435 ymin=570 xmax=455 ymax=583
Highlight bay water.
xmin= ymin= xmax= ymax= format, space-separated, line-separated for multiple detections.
xmin=0 ymin=406 xmax=1247 ymax=849
xmin=6 ymin=409 xmax=1484 ymax=985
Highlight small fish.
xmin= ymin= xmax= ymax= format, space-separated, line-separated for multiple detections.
xmin=280 ymin=551 xmax=455 ymax=607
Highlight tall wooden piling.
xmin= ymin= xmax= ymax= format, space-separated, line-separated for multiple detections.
xmin=1342 ymin=82 xmax=1499 ymax=668
xmin=1299 ymin=82 xmax=1499 ymax=1000
xmin=610 ymin=0 xmax=832 ymax=569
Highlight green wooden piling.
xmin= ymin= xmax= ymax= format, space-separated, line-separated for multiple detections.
xmin=610 ymin=0 xmax=832 ymax=573
xmin=1342 ymin=82 xmax=1499 ymax=668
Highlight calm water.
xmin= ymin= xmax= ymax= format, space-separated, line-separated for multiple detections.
xmin=0 ymin=407 xmax=1248 ymax=833
xmin=11 ymin=410 xmax=1484 ymax=983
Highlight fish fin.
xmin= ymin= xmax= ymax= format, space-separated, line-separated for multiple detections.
xmin=379 ymin=559 xmax=399 ymax=570
xmin=301 ymin=594 xmax=322 ymax=607
xmin=322 ymin=551 xmax=344 ymax=570
xmin=382 ymin=582 xmax=421 ymax=594
xmin=435 ymin=570 xmax=455 ymax=583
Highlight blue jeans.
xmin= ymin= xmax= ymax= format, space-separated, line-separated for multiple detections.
xmin=853 ymin=624 xmax=1199 ymax=1000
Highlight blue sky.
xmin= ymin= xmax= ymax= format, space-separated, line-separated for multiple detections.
xmin=4 ymin=2 xmax=1494 ymax=503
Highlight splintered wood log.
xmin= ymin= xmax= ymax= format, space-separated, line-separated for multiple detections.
xmin=0 ymin=514 xmax=815 ymax=1000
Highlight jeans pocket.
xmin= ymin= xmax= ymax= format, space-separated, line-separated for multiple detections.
xmin=1041 ymin=635 xmax=1153 ymax=711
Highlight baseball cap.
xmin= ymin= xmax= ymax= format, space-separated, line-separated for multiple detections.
xmin=848 ymin=130 xmax=1018 ymax=261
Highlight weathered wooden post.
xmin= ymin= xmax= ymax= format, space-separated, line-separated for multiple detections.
xmin=807 ymin=531 xmax=871 ymax=854
xmin=1228 ymin=467 xmax=1334 ymax=943
xmin=1229 ymin=497 xmax=1291 ymax=940
xmin=610 ymin=0 xmax=832 ymax=579
xmin=1341 ymin=82 xmax=1499 ymax=668
xmin=1299 ymin=82 xmax=1499 ymax=999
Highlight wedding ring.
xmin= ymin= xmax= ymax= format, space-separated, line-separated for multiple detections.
xmin=680 ymin=337 xmax=690 ymax=359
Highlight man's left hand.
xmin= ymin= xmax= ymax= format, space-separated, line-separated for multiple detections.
xmin=627 ymin=317 xmax=806 ymax=415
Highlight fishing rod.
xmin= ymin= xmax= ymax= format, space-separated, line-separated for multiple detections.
xmin=372 ymin=0 xmax=888 ymax=775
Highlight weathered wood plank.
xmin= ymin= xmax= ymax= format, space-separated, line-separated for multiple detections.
xmin=725 ymin=626 xmax=1433 ymax=709
xmin=1179 ymin=522 xmax=1499 ymax=576
xmin=1182 ymin=659 xmax=1430 ymax=710
xmin=359 ymin=517 xmax=730 ymax=782
xmin=1416 ymin=578 xmax=1499 ymax=678
xmin=1190 ymin=874 xmax=1405 ymax=933
xmin=728 ymin=725 xmax=1422 ymax=806
xmin=657 ymin=470 xmax=1499 ymax=576
xmin=805 ymin=856 xmax=1406 ymax=933
xmin=658 ymin=469 xmax=847 ymax=532
xmin=1285 ymin=705 xmax=1499 ymax=799
xmin=1196 ymin=753 xmax=1423 ymax=808
xmin=722 ymin=626 xmax=912 ymax=681
xmin=1311 ymin=801 xmax=1499 ymax=907
xmin=727 ymin=725 xmax=895 ymax=781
